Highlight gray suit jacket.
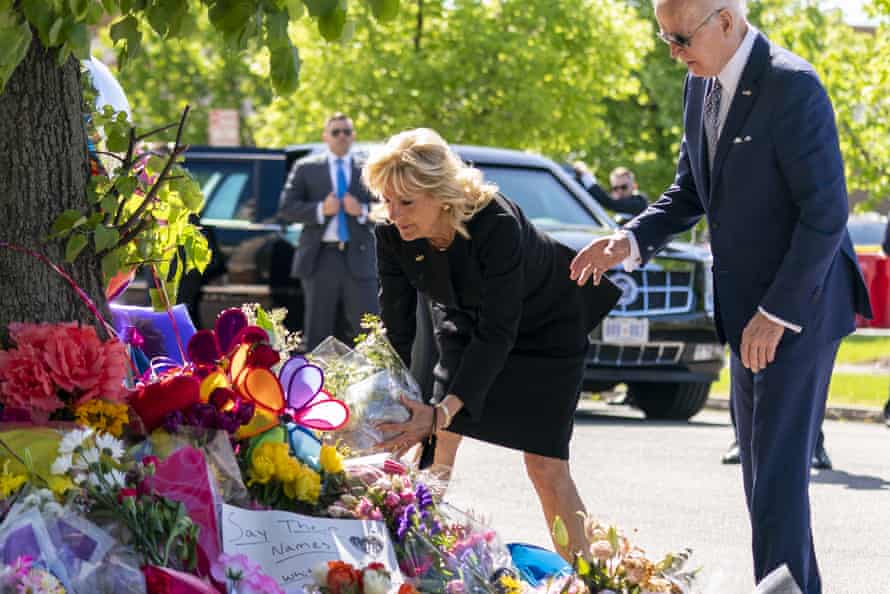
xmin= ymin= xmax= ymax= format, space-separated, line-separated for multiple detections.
xmin=278 ymin=153 xmax=376 ymax=280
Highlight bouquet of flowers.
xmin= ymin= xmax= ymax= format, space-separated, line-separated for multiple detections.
xmin=309 ymin=316 xmax=422 ymax=453
xmin=0 ymin=323 xmax=129 ymax=427
xmin=307 ymin=560 xmax=396 ymax=594
xmin=545 ymin=514 xmax=696 ymax=594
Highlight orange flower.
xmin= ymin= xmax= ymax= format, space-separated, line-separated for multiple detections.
xmin=398 ymin=585 xmax=421 ymax=594
xmin=326 ymin=560 xmax=362 ymax=594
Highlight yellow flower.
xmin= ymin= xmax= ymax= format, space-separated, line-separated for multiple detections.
xmin=74 ymin=400 xmax=129 ymax=437
xmin=497 ymin=574 xmax=522 ymax=594
xmin=47 ymin=475 xmax=75 ymax=497
xmin=291 ymin=467 xmax=321 ymax=504
xmin=0 ymin=462 xmax=26 ymax=499
xmin=277 ymin=458 xmax=302 ymax=484
xmin=249 ymin=445 xmax=277 ymax=486
xmin=319 ymin=444 xmax=343 ymax=474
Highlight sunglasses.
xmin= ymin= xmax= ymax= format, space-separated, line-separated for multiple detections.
xmin=330 ymin=128 xmax=353 ymax=137
xmin=657 ymin=8 xmax=724 ymax=49
xmin=612 ymin=184 xmax=631 ymax=192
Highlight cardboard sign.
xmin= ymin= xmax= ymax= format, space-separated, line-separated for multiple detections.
xmin=220 ymin=504 xmax=403 ymax=593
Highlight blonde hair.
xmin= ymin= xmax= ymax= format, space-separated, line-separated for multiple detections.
xmin=362 ymin=128 xmax=498 ymax=238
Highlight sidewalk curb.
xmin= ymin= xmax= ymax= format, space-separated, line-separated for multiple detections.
xmin=706 ymin=396 xmax=885 ymax=423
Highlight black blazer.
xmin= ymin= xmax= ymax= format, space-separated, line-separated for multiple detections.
xmin=377 ymin=194 xmax=620 ymax=419
xmin=278 ymin=153 xmax=376 ymax=279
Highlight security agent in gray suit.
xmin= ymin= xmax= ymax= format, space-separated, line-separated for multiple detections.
xmin=278 ymin=113 xmax=379 ymax=350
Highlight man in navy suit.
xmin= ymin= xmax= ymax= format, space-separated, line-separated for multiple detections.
xmin=570 ymin=1 xmax=871 ymax=592
xmin=279 ymin=113 xmax=379 ymax=350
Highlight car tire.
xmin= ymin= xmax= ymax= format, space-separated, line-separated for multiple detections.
xmin=627 ymin=381 xmax=711 ymax=420
xmin=410 ymin=293 xmax=438 ymax=401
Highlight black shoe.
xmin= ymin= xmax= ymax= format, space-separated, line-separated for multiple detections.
xmin=883 ymin=400 xmax=890 ymax=428
xmin=812 ymin=443 xmax=833 ymax=470
xmin=721 ymin=441 xmax=741 ymax=465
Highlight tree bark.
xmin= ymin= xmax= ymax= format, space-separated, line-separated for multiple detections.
xmin=0 ymin=36 xmax=108 ymax=342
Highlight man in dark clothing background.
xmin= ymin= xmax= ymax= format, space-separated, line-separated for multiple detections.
xmin=572 ymin=162 xmax=649 ymax=217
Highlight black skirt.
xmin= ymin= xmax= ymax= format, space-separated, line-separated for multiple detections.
xmin=434 ymin=346 xmax=586 ymax=459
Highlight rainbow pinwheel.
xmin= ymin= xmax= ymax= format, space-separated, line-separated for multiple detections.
xmin=186 ymin=308 xmax=349 ymax=439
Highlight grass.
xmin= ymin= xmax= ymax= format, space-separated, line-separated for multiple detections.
xmin=711 ymin=368 xmax=889 ymax=408
xmin=836 ymin=335 xmax=890 ymax=365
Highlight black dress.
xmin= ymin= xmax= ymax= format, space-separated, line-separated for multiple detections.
xmin=377 ymin=194 xmax=620 ymax=459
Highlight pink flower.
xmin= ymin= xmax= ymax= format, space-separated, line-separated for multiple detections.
xmin=211 ymin=553 xmax=261 ymax=583
xmin=0 ymin=345 xmax=62 ymax=414
xmin=369 ymin=508 xmax=384 ymax=521
xmin=446 ymin=580 xmax=466 ymax=594
xmin=43 ymin=325 xmax=127 ymax=403
xmin=399 ymin=490 xmax=416 ymax=505
xmin=240 ymin=570 xmax=284 ymax=594
xmin=384 ymin=492 xmax=401 ymax=509
xmin=8 ymin=323 xmax=55 ymax=351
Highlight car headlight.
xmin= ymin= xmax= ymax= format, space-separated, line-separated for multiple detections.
xmin=691 ymin=343 xmax=725 ymax=361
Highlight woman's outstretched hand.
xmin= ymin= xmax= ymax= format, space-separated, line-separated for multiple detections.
xmin=376 ymin=395 xmax=435 ymax=458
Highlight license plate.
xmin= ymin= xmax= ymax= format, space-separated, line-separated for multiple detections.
xmin=601 ymin=317 xmax=649 ymax=345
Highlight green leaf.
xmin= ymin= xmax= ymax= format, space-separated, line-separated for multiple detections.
xmin=62 ymin=21 xmax=90 ymax=59
xmin=269 ymin=45 xmax=300 ymax=95
xmin=265 ymin=8 xmax=290 ymax=50
xmin=551 ymin=516 xmax=568 ymax=548
xmin=285 ymin=0 xmax=305 ymax=20
xmin=369 ymin=0 xmax=399 ymax=22
xmin=64 ymin=234 xmax=88 ymax=262
xmin=303 ymin=0 xmax=338 ymax=17
xmin=110 ymin=15 xmax=139 ymax=45
xmin=67 ymin=0 xmax=90 ymax=21
xmin=94 ymin=225 xmax=120 ymax=252
xmin=100 ymin=193 xmax=119 ymax=214
xmin=0 ymin=20 xmax=31 ymax=92
xmin=48 ymin=17 xmax=64 ymax=45
xmin=51 ymin=209 xmax=87 ymax=236
xmin=101 ymin=250 xmax=121 ymax=282
xmin=115 ymin=175 xmax=138 ymax=198
xmin=21 ymin=0 xmax=54 ymax=46
xmin=105 ymin=126 xmax=129 ymax=153
xmin=316 ymin=7 xmax=346 ymax=41
xmin=207 ymin=0 xmax=253 ymax=36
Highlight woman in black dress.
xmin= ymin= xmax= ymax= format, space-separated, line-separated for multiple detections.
xmin=364 ymin=129 xmax=619 ymax=557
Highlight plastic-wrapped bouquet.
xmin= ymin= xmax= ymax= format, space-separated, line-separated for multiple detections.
xmin=308 ymin=316 xmax=422 ymax=453
xmin=544 ymin=514 xmax=697 ymax=594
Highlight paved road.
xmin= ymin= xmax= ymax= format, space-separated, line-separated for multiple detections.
xmin=445 ymin=403 xmax=890 ymax=594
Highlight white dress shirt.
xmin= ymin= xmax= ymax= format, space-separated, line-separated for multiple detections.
xmin=621 ymin=25 xmax=801 ymax=333
xmin=317 ymin=151 xmax=368 ymax=243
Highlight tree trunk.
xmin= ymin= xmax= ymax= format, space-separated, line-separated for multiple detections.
xmin=0 ymin=36 xmax=108 ymax=342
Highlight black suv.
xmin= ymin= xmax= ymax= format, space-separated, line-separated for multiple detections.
xmin=122 ymin=144 xmax=724 ymax=420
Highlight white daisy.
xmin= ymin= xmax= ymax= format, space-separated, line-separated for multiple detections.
xmin=57 ymin=427 xmax=94 ymax=457
xmin=50 ymin=454 xmax=73 ymax=475
xmin=77 ymin=447 xmax=101 ymax=469
xmin=95 ymin=433 xmax=125 ymax=461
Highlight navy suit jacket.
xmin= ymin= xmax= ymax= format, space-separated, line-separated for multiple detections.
xmin=626 ymin=32 xmax=871 ymax=354
xmin=278 ymin=153 xmax=376 ymax=280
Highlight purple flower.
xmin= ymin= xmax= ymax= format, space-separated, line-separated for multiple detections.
xmin=415 ymin=483 xmax=433 ymax=509
xmin=162 ymin=410 xmax=185 ymax=433
xmin=396 ymin=504 xmax=418 ymax=541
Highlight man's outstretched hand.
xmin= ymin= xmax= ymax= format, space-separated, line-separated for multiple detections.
xmin=570 ymin=234 xmax=631 ymax=286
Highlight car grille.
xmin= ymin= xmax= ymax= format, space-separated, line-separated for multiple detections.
xmin=587 ymin=341 xmax=684 ymax=367
xmin=607 ymin=268 xmax=694 ymax=316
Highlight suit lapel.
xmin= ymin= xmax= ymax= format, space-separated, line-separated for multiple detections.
xmin=709 ymin=33 xmax=770 ymax=200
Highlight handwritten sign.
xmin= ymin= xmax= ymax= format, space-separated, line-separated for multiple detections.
xmin=221 ymin=504 xmax=402 ymax=593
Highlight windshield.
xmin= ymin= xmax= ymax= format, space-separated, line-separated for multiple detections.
xmin=477 ymin=165 xmax=607 ymax=229
xmin=848 ymin=218 xmax=886 ymax=245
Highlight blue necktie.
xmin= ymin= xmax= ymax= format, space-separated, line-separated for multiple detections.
xmin=335 ymin=158 xmax=350 ymax=243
